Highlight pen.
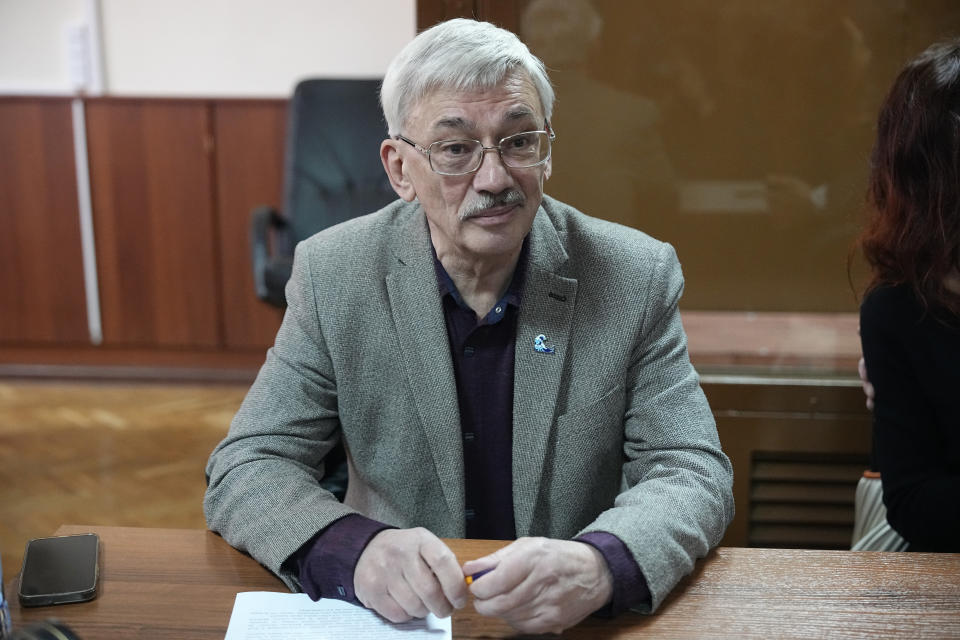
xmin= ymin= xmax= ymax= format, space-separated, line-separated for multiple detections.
xmin=464 ymin=568 xmax=493 ymax=585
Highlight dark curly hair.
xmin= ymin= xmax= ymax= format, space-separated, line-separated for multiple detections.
xmin=859 ymin=38 xmax=960 ymax=317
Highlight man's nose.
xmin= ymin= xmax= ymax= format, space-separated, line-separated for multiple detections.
xmin=472 ymin=147 xmax=513 ymax=191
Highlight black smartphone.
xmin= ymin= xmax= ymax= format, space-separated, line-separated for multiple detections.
xmin=18 ymin=533 xmax=99 ymax=607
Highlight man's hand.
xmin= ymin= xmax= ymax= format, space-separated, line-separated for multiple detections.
xmin=354 ymin=528 xmax=468 ymax=623
xmin=463 ymin=537 xmax=613 ymax=635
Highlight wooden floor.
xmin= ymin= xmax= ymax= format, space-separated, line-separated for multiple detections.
xmin=0 ymin=380 xmax=247 ymax=582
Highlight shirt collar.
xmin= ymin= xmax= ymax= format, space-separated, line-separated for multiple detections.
xmin=432 ymin=237 xmax=528 ymax=325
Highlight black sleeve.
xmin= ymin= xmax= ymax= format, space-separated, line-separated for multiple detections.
xmin=860 ymin=287 xmax=960 ymax=551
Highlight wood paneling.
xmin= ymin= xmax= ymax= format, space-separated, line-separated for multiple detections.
xmin=86 ymin=100 xmax=221 ymax=348
xmin=704 ymin=380 xmax=872 ymax=547
xmin=0 ymin=344 xmax=262 ymax=379
xmin=749 ymin=452 xmax=867 ymax=548
xmin=417 ymin=0 xmax=475 ymax=29
xmin=476 ymin=0 xmax=523 ymax=31
xmin=417 ymin=0 xmax=523 ymax=31
xmin=0 ymin=99 xmax=89 ymax=345
xmin=685 ymin=311 xmax=861 ymax=372
xmin=212 ymin=102 xmax=286 ymax=350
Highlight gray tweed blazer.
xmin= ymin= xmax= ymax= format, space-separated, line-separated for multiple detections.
xmin=204 ymin=195 xmax=734 ymax=612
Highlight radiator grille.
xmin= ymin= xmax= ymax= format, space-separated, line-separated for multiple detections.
xmin=749 ymin=452 xmax=868 ymax=548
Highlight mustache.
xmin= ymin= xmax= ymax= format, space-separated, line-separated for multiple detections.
xmin=459 ymin=190 xmax=525 ymax=221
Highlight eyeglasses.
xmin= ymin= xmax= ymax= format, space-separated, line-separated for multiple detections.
xmin=394 ymin=128 xmax=556 ymax=176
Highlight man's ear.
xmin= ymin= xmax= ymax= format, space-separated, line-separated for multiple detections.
xmin=381 ymin=139 xmax=417 ymax=202
xmin=543 ymin=156 xmax=552 ymax=181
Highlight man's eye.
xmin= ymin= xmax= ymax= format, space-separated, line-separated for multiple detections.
xmin=508 ymin=135 xmax=532 ymax=149
xmin=437 ymin=142 xmax=472 ymax=156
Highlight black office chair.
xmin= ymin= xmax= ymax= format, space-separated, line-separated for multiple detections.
xmin=249 ymin=79 xmax=396 ymax=501
xmin=250 ymin=78 xmax=397 ymax=307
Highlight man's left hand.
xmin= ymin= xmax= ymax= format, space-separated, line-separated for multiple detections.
xmin=463 ymin=537 xmax=613 ymax=635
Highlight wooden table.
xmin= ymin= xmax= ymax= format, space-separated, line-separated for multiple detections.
xmin=6 ymin=525 xmax=960 ymax=639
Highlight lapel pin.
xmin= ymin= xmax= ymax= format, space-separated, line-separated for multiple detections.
xmin=533 ymin=334 xmax=555 ymax=353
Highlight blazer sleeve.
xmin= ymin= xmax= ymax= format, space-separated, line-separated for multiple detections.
xmin=577 ymin=243 xmax=734 ymax=612
xmin=204 ymin=242 xmax=358 ymax=590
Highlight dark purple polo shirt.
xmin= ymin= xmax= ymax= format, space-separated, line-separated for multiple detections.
xmin=436 ymin=242 xmax=523 ymax=541
xmin=295 ymin=240 xmax=649 ymax=615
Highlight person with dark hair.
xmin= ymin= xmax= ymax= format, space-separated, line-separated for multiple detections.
xmin=857 ymin=38 xmax=960 ymax=552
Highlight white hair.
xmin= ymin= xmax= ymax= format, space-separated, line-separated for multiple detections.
xmin=380 ymin=18 xmax=554 ymax=136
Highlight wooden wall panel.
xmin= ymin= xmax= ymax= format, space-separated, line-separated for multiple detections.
xmin=749 ymin=452 xmax=867 ymax=548
xmin=86 ymin=100 xmax=221 ymax=348
xmin=416 ymin=0 xmax=522 ymax=31
xmin=212 ymin=102 xmax=286 ymax=350
xmin=704 ymin=381 xmax=872 ymax=547
xmin=0 ymin=99 xmax=88 ymax=345
xmin=476 ymin=0 xmax=522 ymax=31
xmin=417 ymin=0 xmax=474 ymax=29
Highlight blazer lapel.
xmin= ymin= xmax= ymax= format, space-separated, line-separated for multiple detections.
xmin=512 ymin=207 xmax=578 ymax=535
xmin=385 ymin=206 xmax=465 ymax=534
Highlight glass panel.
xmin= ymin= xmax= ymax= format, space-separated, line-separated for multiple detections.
xmin=519 ymin=0 xmax=960 ymax=313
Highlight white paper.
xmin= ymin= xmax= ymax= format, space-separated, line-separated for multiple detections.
xmin=224 ymin=591 xmax=452 ymax=640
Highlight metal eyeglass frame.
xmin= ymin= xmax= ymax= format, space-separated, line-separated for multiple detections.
xmin=394 ymin=125 xmax=556 ymax=176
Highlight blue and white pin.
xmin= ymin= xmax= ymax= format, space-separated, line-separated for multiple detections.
xmin=533 ymin=334 xmax=555 ymax=354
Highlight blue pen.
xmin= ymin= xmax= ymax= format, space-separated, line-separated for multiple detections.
xmin=464 ymin=567 xmax=493 ymax=585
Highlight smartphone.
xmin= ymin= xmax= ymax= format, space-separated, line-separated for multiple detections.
xmin=18 ymin=533 xmax=99 ymax=607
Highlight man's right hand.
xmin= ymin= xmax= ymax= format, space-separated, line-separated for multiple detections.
xmin=354 ymin=527 xmax=468 ymax=623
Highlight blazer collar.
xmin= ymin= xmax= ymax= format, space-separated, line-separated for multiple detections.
xmin=385 ymin=202 xmax=465 ymax=534
xmin=512 ymin=199 xmax=579 ymax=535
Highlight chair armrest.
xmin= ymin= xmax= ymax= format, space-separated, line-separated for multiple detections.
xmin=250 ymin=205 xmax=289 ymax=302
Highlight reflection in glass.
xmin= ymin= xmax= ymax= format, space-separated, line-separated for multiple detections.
xmin=519 ymin=0 xmax=960 ymax=312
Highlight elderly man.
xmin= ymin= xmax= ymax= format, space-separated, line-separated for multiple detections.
xmin=205 ymin=18 xmax=733 ymax=635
